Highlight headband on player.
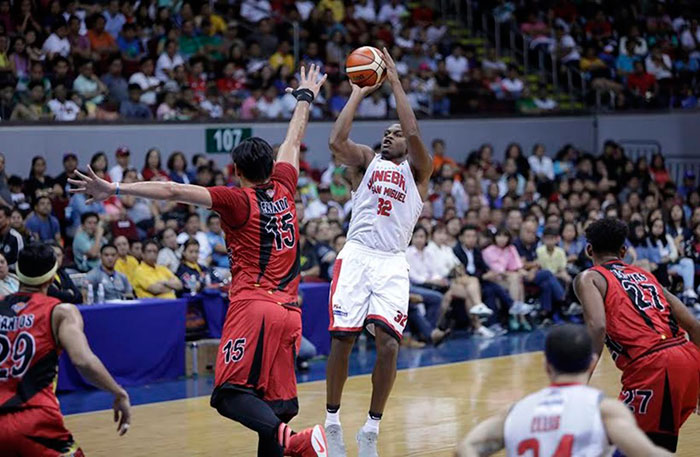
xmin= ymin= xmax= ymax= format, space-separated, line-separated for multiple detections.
xmin=291 ymin=88 xmax=314 ymax=103
xmin=16 ymin=260 xmax=58 ymax=286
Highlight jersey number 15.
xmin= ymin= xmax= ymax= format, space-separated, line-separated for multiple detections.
xmin=265 ymin=213 xmax=296 ymax=251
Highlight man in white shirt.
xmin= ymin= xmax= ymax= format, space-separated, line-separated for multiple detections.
xmin=305 ymin=185 xmax=344 ymax=220
xmin=42 ymin=19 xmax=71 ymax=60
xmin=528 ymin=143 xmax=554 ymax=181
xmin=645 ymin=47 xmax=673 ymax=81
xmin=240 ymin=0 xmax=271 ymax=23
xmin=681 ymin=19 xmax=700 ymax=59
xmin=47 ymin=83 xmax=82 ymax=121
xmin=501 ymin=66 xmax=524 ymax=99
xmin=176 ymin=214 xmax=211 ymax=266
xmin=357 ymin=91 xmax=388 ymax=118
xmin=256 ymin=86 xmax=283 ymax=119
xmin=377 ymin=0 xmax=406 ymax=29
xmin=549 ymin=26 xmax=580 ymax=64
xmin=103 ymin=0 xmax=126 ymax=38
xmin=109 ymin=146 xmax=131 ymax=183
xmin=353 ymin=0 xmax=376 ymax=22
xmin=445 ymin=45 xmax=469 ymax=82
xmin=155 ymin=40 xmax=185 ymax=82
xmin=128 ymin=57 xmax=161 ymax=106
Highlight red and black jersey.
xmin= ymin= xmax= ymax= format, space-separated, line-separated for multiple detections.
xmin=591 ymin=260 xmax=686 ymax=371
xmin=0 ymin=292 xmax=62 ymax=413
xmin=209 ymin=162 xmax=300 ymax=306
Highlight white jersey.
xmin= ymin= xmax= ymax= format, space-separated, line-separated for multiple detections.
xmin=346 ymin=155 xmax=423 ymax=253
xmin=504 ymin=384 xmax=614 ymax=457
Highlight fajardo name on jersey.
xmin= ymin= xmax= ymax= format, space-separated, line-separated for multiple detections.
xmin=0 ymin=314 xmax=35 ymax=331
xmin=260 ymin=197 xmax=290 ymax=215
xmin=367 ymin=169 xmax=407 ymax=203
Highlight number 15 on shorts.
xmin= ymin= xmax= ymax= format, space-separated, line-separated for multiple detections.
xmin=222 ymin=338 xmax=246 ymax=364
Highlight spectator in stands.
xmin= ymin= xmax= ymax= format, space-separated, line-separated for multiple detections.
xmin=515 ymin=220 xmax=566 ymax=318
xmin=117 ymin=23 xmax=144 ymax=65
xmin=114 ymin=235 xmax=138 ymax=283
xmin=206 ymin=214 xmax=228 ymax=273
xmin=166 ymin=151 xmax=189 ymax=184
xmin=649 ymin=153 xmax=671 ymax=188
xmin=528 ymin=143 xmax=554 ymax=183
xmin=101 ymin=56 xmax=128 ymax=105
xmin=300 ymin=221 xmax=320 ymax=281
xmin=129 ymin=57 xmax=160 ymax=106
xmin=11 ymin=81 xmax=52 ymax=120
xmin=445 ymin=44 xmax=468 ymax=82
xmin=537 ymin=226 xmax=571 ymax=290
xmin=86 ymin=243 xmax=133 ymax=301
xmin=24 ymin=155 xmax=54 ymax=201
xmin=0 ymin=206 xmax=22 ymax=269
xmin=47 ymin=243 xmax=83 ymax=304
xmin=312 ymin=219 xmax=336 ymax=281
xmin=25 ymin=195 xmax=61 ymax=243
xmin=103 ymin=0 xmax=125 ymax=39
xmin=120 ymin=83 xmax=152 ymax=119
xmin=48 ymin=82 xmax=83 ymax=121
xmin=73 ymin=211 xmax=105 ymax=272
xmin=481 ymin=228 xmax=531 ymax=331
xmin=108 ymin=146 xmax=131 ymax=183
xmin=176 ymin=238 xmax=211 ymax=296
xmin=156 ymin=39 xmax=184 ymax=82
xmin=88 ymin=14 xmax=118 ymax=60
xmin=132 ymin=239 xmax=182 ymax=298
xmin=501 ymin=66 xmax=524 ymax=99
xmin=42 ymin=18 xmax=70 ymax=60
xmin=176 ymin=213 xmax=211 ymax=266
xmin=627 ymin=61 xmax=658 ymax=106
xmin=357 ymin=90 xmax=388 ymax=118
xmin=142 ymin=148 xmax=168 ymax=181
xmin=73 ymin=60 xmax=108 ymax=105
xmin=67 ymin=14 xmax=90 ymax=62
xmin=157 ymin=227 xmax=180 ymax=273
xmin=549 ymin=25 xmax=580 ymax=68
xmin=616 ymin=40 xmax=639 ymax=80
xmin=619 ymin=25 xmax=648 ymax=57
xmin=0 ymin=251 xmax=18 ymax=296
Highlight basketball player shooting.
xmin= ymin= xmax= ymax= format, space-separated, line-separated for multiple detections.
xmin=69 ymin=65 xmax=330 ymax=457
xmin=325 ymin=48 xmax=432 ymax=457
xmin=574 ymin=218 xmax=700 ymax=453
xmin=455 ymin=324 xmax=672 ymax=457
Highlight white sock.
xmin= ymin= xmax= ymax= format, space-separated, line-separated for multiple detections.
xmin=325 ymin=410 xmax=341 ymax=427
xmin=361 ymin=414 xmax=380 ymax=434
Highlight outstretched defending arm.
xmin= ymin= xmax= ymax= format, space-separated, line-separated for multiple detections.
xmin=52 ymin=303 xmax=131 ymax=435
xmin=277 ymin=65 xmax=327 ymax=172
xmin=600 ymin=398 xmax=672 ymax=456
xmin=328 ymin=82 xmax=378 ymax=169
xmin=382 ymin=47 xmax=432 ymax=199
xmin=454 ymin=409 xmax=508 ymax=457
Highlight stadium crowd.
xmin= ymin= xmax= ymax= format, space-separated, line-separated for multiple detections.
xmin=0 ymin=137 xmax=699 ymax=347
xmin=0 ymin=0 xmax=699 ymax=122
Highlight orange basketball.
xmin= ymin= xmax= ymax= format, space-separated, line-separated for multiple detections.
xmin=345 ymin=46 xmax=386 ymax=87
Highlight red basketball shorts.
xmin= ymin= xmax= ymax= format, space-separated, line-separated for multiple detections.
xmin=619 ymin=341 xmax=700 ymax=445
xmin=212 ymin=298 xmax=302 ymax=419
xmin=0 ymin=406 xmax=84 ymax=456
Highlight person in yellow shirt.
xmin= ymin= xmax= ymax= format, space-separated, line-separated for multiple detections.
xmin=268 ymin=41 xmax=294 ymax=73
xmin=114 ymin=236 xmax=139 ymax=285
xmin=132 ymin=239 xmax=183 ymax=299
xmin=536 ymin=226 xmax=572 ymax=288
xmin=319 ymin=0 xmax=345 ymax=22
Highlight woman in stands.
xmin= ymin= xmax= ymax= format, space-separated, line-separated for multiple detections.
xmin=142 ymin=147 xmax=169 ymax=181
xmin=482 ymin=228 xmax=532 ymax=332
xmin=167 ymin=151 xmax=190 ymax=184
xmin=25 ymin=155 xmax=54 ymax=200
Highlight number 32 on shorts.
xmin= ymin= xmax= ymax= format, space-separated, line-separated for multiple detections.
xmin=222 ymin=338 xmax=246 ymax=364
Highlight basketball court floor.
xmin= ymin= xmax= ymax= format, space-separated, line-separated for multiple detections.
xmin=60 ymin=330 xmax=700 ymax=456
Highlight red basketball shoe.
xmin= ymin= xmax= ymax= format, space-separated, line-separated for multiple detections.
xmin=285 ymin=424 xmax=328 ymax=457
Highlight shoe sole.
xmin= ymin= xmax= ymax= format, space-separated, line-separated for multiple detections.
xmin=312 ymin=425 xmax=328 ymax=457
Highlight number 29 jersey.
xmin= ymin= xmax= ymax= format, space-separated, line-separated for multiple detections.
xmin=208 ymin=163 xmax=300 ymax=306
xmin=590 ymin=260 xmax=686 ymax=371
xmin=346 ymin=155 xmax=423 ymax=254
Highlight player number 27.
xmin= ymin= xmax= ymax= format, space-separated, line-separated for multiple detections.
xmin=517 ymin=434 xmax=574 ymax=457
xmin=377 ymin=198 xmax=393 ymax=217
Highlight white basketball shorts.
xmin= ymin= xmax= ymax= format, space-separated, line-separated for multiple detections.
xmin=328 ymin=240 xmax=410 ymax=341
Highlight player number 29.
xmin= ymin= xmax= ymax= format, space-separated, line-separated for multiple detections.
xmin=377 ymin=198 xmax=393 ymax=217
xmin=0 ymin=332 xmax=36 ymax=381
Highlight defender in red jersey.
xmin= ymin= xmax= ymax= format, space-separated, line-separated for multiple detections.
xmin=0 ymin=243 xmax=131 ymax=456
xmin=575 ymin=218 xmax=700 ymax=452
xmin=69 ymin=65 xmax=329 ymax=457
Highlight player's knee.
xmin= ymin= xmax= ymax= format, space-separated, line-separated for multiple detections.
xmin=376 ymin=334 xmax=399 ymax=358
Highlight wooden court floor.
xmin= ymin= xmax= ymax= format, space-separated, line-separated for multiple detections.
xmin=65 ymin=351 xmax=700 ymax=456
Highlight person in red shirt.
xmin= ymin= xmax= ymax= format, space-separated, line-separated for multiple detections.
xmin=628 ymin=61 xmax=658 ymax=97
xmin=575 ymin=218 xmax=700 ymax=452
xmin=69 ymin=65 xmax=329 ymax=457
xmin=0 ymin=243 xmax=131 ymax=455
xmin=141 ymin=147 xmax=170 ymax=181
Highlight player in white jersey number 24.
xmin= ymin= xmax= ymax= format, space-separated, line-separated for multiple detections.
xmin=455 ymin=324 xmax=672 ymax=457
xmin=324 ymin=47 xmax=433 ymax=457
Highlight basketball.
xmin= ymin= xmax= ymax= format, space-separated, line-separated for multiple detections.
xmin=345 ymin=46 xmax=386 ymax=87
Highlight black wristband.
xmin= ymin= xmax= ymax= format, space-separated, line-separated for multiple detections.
xmin=292 ymin=88 xmax=314 ymax=103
